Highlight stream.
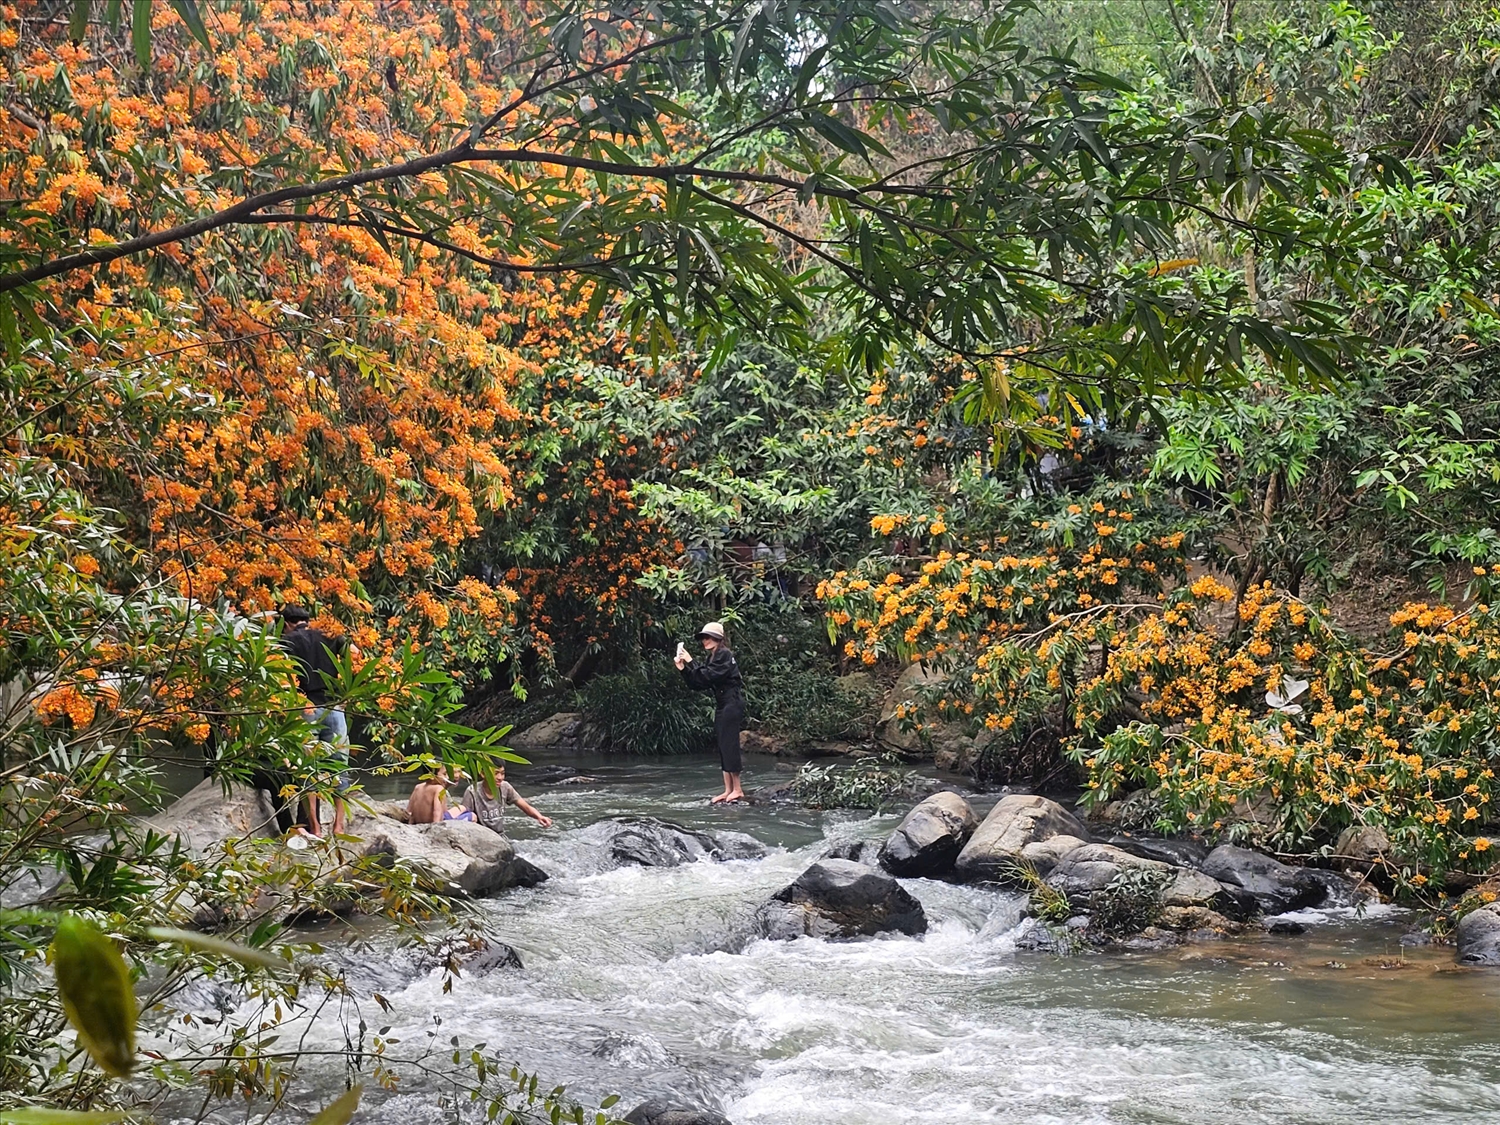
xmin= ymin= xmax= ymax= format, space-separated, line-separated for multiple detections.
xmin=182 ymin=753 xmax=1500 ymax=1124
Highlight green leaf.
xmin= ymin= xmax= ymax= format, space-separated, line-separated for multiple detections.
xmin=167 ymin=0 xmax=211 ymax=52
xmin=69 ymin=0 xmax=91 ymax=43
xmin=130 ymin=0 xmax=151 ymax=67
xmin=0 ymin=1111 xmax=133 ymax=1125
xmin=307 ymin=1085 xmax=363 ymax=1125
xmin=143 ymin=927 xmax=289 ymax=970
xmin=51 ymin=916 xmax=137 ymax=1078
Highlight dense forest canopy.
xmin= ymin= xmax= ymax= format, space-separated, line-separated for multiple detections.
xmin=6 ymin=0 xmax=1500 ymax=1119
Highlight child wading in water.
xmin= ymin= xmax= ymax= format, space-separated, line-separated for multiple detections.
xmin=462 ymin=765 xmax=553 ymax=831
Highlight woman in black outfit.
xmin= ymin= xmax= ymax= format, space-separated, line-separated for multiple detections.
xmin=676 ymin=621 xmax=745 ymax=804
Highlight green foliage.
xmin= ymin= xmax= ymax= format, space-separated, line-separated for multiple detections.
xmin=793 ymin=755 xmax=920 ymax=812
xmin=734 ymin=610 xmax=882 ymax=747
xmin=1005 ymin=860 xmax=1074 ymax=925
xmin=1086 ymin=867 xmax=1171 ymax=940
xmin=578 ymin=658 xmax=714 ymax=755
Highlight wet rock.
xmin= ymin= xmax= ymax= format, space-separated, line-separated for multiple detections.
xmin=623 ymin=1101 xmax=732 ymax=1125
xmin=524 ymin=765 xmax=596 ymax=785
xmin=1164 ymin=867 xmax=1257 ymax=921
xmin=1156 ymin=905 xmax=1237 ymax=936
xmin=878 ymin=792 xmax=977 ymax=878
xmin=744 ymin=779 xmax=797 ymax=805
xmin=503 ymin=856 xmax=550 ymax=888
xmin=509 ymin=712 xmax=604 ymax=753
xmin=1106 ymin=834 xmax=1209 ymax=869
xmin=1456 ymin=902 xmax=1500 ymax=965
xmin=1010 ymin=916 xmax=1072 ymax=954
xmin=1266 ymin=918 xmax=1307 ymax=936
xmin=592 ymin=1033 xmax=674 ymax=1068
xmin=604 ymin=818 xmax=767 ymax=868
xmin=421 ymin=934 xmax=525 ymax=975
xmin=1117 ymin=925 xmax=1181 ymax=952
xmin=823 ymin=837 xmax=883 ymax=866
xmin=1299 ymin=867 xmax=1373 ymax=909
xmin=754 ymin=859 xmax=926 ymax=941
xmin=356 ymin=813 xmax=546 ymax=897
xmin=953 ymin=795 xmax=1090 ymax=883
xmin=1201 ymin=845 xmax=1326 ymax=914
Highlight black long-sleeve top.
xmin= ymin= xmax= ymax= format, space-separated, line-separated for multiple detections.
xmin=681 ymin=646 xmax=744 ymax=710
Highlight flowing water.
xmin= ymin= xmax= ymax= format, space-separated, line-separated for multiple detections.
xmin=187 ymin=753 xmax=1500 ymax=1124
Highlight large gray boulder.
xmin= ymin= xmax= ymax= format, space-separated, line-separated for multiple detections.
xmin=509 ymin=711 xmax=603 ymax=753
xmin=878 ymin=792 xmax=977 ymax=877
xmin=147 ymin=779 xmax=547 ymax=904
xmin=353 ymin=811 xmax=548 ymax=897
xmin=753 ymin=859 xmax=926 ymax=941
xmin=1457 ymin=903 xmax=1500 ymax=965
xmin=623 ymin=1102 xmax=732 ymax=1125
xmin=144 ymin=779 xmax=281 ymax=851
xmin=1043 ymin=843 xmax=1166 ymax=899
xmin=604 ymin=817 xmax=766 ymax=868
xmin=1201 ymin=845 xmax=1325 ymax=914
xmin=954 ymin=795 xmax=1090 ymax=883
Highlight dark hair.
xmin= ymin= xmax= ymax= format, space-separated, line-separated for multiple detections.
xmin=279 ymin=604 xmax=312 ymax=624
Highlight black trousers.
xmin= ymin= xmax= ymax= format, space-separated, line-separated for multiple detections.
xmin=714 ymin=700 xmax=744 ymax=774
xmin=250 ymin=768 xmax=302 ymax=835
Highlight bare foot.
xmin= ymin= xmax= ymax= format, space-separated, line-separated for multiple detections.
xmin=725 ymin=791 xmax=745 ymax=804
xmin=709 ymin=792 xmax=730 ymax=804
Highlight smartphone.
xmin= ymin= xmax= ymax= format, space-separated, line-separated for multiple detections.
xmin=675 ymin=641 xmax=689 ymax=661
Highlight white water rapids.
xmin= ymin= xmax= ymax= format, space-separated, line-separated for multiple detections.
xmin=167 ymin=754 xmax=1500 ymax=1124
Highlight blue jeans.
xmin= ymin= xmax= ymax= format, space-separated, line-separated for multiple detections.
xmin=307 ymin=705 xmax=351 ymax=793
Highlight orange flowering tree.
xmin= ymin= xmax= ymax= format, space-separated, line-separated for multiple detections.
xmin=821 ymin=467 xmax=1500 ymax=881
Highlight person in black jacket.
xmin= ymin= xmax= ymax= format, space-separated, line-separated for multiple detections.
xmin=676 ymin=621 xmax=745 ymax=804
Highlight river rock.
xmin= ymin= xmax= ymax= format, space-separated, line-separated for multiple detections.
xmin=878 ymin=792 xmax=978 ymax=877
xmin=354 ymin=812 xmax=548 ymax=897
xmin=604 ymin=817 xmax=766 ymax=868
xmin=623 ymin=1101 xmax=732 ymax=1125
xmin=509 ymin=711 xmax=603 ymax=753
xmin=824 ymin=837 xmax=883 ymax=866
xmin=754 ymin=859 xmax=927 ymax=941
xmin=1010 ymin=916 xmax=1073 ymax=954
xmin=954 ymin=795 xmax=1090 ymax=883
xmin=143 ymin=778 xmax=281 ymax=851
xmin=1106 ymin=834 xmax=1209 ymax=869
xmin=1018 ymin=834 xmax=1088 ymax=878
xmin=1201 ymin=845 xmax=1325 ymax=914
xmin=1043 ymin=843 xmax=1166 ymax=898
xmin=1335 ymin=825 xmax=1392 ymax=865
xmin=147 ymin=779 xmax=546 ymax=907
xmin=1456 ymin=902 xmax=1500 ymax=965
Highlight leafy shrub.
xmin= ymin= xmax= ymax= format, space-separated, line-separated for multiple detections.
xmin=579 ymin=658 xmax=715 ymax=754
xmin=1087 ymin=867 xmax=1170 ymax=938
xmin=735 ymin=610 xmax=883 ymax=746
xmin=793 ymin=755 xmax=920 ymax=811
xmin=1003 ymin=859 xmax=1073 ymax=923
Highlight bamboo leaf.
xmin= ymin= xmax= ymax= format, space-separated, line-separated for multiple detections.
xmin=130 ymin=0 xmax=151 ymax=68
xmin=143 ymin=927 xmax=289 ymax=971
xmin=167 ymin=0 xmax=211 ymax=52
xmin=307 ymin=1085 xmax=363 ymax=1125
xmin=50 ymin=916 xmax=137 ymax=1078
